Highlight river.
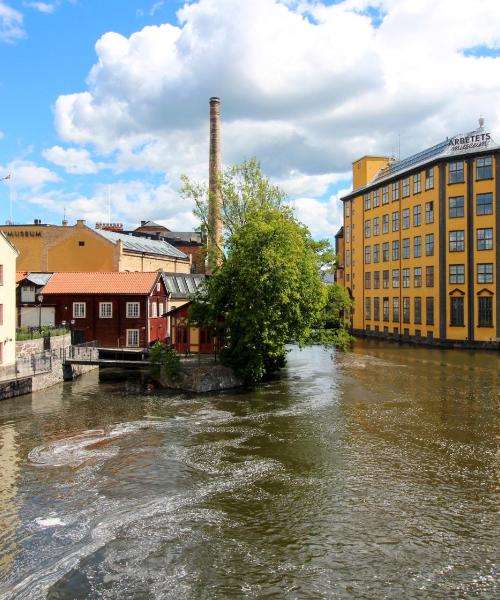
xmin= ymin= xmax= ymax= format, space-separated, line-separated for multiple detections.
xmin=0 ymin=341 xmax=498 ymax=599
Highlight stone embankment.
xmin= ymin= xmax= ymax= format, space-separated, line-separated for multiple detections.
xmin=158 ymin=359 xmax=244 ymax=393
xmin=0 ymin=334 xmax=98 ymax=400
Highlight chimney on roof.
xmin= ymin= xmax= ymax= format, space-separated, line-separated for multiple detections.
xmin=479 ymin=115 xmax=485 ymax=130
xmin=62 ymin=219 xmax=68 ymax=226
xmin=34 ymin=219 xmax=41 ymax=225
xmin=141 ymin=220 xmax=146 ymax=227
xmin=208 ymin=96 xmax=223 ymax=274
xmin=76 ymin=219 xmax=85 ymax=228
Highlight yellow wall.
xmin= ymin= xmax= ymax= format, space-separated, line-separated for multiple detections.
xmin=0 ymin=234 xmax=18 ymax=366
xmin=342 ymin=153 xmax=497 ymax=345
xmin=120 ymin=253 xmax=191 ymax=274
xmin=352 ymin=156 xmax=391 ymax=191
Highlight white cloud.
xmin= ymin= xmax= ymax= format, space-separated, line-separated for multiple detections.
xmin=0 ymin=2 xmax=25 ymax=43
xmin=1 ymin=160 xmax=60 ymax=189
xmin=28 ymin=180 xmax=199 ymax=230
xmin=24 ymin=2 xmax=57 ymax=13
xmin=42 ymin=145 xmax=107 ymax=174
xmin=49 ymin=0 xmax=500 ymax=237
xmin=150 ymin=1 xmax=165 ymax=16
xmin=292 ymin=188 xmax=350 ymax=238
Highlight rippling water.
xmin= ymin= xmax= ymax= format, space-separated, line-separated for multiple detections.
xmin=0 ymin=341 xmax=498 ymax=599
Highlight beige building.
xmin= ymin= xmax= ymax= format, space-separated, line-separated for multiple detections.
xmin=0 ymin=232 xmax=19 ymax=367
xmin=0 ymin=220 xmax=191 ymax=274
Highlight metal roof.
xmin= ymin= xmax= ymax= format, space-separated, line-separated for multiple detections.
xmin=94 ymin=229 xmax=188 ymax=260
xmin=161 ymin=273 xmax=206 ymax=299
xmin=25 ymin=272 xmax=53 ymax=286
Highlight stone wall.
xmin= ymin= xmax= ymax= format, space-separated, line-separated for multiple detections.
xmin=15 ymin=333 xmax=72 ymax=359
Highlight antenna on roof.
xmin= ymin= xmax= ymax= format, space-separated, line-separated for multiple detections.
xmin=107 ymin=185 xmax=112 ymax=224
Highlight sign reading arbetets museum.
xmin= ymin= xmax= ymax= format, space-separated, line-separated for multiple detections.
xmin=447 ymin=132 xmax=491 ymax=153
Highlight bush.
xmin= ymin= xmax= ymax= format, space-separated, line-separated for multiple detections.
xmin=149 ymin=341 xmax=182 ymax=381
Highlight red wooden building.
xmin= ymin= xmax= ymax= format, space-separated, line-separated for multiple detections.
xmin=167 ymin=302 xmax=220 ymax=354
xmin=42 ymin=272 xmax=168 ymax=348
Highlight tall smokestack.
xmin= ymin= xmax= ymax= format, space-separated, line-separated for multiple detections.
xmin=208 ymin=96 xmax=223 ymax=273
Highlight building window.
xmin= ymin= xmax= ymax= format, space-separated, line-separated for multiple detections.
xmin=364 ymin=193 xmax=371 ymax=210
xmin=476 ymin=193 xmax=493 ymax=216
xmin=477 ymin=263 xmax=493 ymax=284
xmin=425 ymin=233 xmax=434 ymax=256
xmin=392 ymin=297 xmax=399 ymax=322
xmin=402 ymin=238 xmax=410 ymax=259
xmin=392 ymin=211 xmax=400 ymax=232
xmin=425 ymin=201 xmax=434 ymax=224
xmin=478 ymin=296 xmax=493 ymax=327
xmin=413 ymin=173 xmax=421 ymax=194
xmin=382 ymin=214 xmax=389 ymax=234
xmin=448 ymin=161 xmax=464 ymax=184
xmin=126 ymin=329 xmax=140 ymax=347
xmin=73 ymin=302 xmax=86 ymax=319
xmin=373 ymin=189 xmax=380 ymax=207
xmin=450 ymin=297 xmax=464 ymax=326
xmin=374 ymin=297 xmax=380 ymax=321
xmin=449 ymin=230 xmax=465 ymax=252
xmin=426 ymin=297 xmax=434 ymax=325
xmin=382 ymin=186 xmax=389 ymax=205
xmin=403 ymin=297 xmax=410 ymax=323
xmin=364 ymin=246 xmax=371 ymax=264
xmin=477 ymin=228 xmax=493 ymax=251
xmin=126 ymin=302 xmax=140 ymax=318
xmin=383 ymin=270 xmax=390 ymax=289
xmin=373 ymin=244 xmax=380 ymax=263
xmin=0 ymin=304 xmax=2 ymax=326
xmin=449 ymin=264 xmax=465 ymax=284
xmin=392 ymin=181 xmax=400 ymax=201
xmin=392 ymin=240 xmax=399 ymax=260
xmin=78 ymin=241 xmax=85 ymax=247
xmin=345 ymin=203 xmax=350 ymax=218
xmin=383 ymin=297 xmax=390 ymax=321
xmin=402 ymin=177 xmax=410 ymax=198
xmin=449 ymin=196 xmax=464 ymax=218
xmin=0 ymin=265 xmax=3 ymax=285
xmin=382 ymin=242 xmax=389 ymax=262
xmin=426 ymin=266 xmax=434 ymax=287
xmin=403 ymin=268 xmax=410 ymax=288
xmin=365 ymin=297 xmax=371 ymax=320
xmin=413 ymin=205 xmax=421 ymax=227
xmin=373 ymin=217 xmax=379 ymax=236
xmin=425 ymin=168 xmax=434 ymax=190
xmin=374 ymin=271 xmax=380 ymax=289
xmin=365 ymin=219 xmax=371 ymax=238
xmin=414 ymin=267 xmax=422 ymax=288
xmin=345 ymin=251 xmax=350 ymax=267
xmin=402 ymin=208 xmax=410 ymax=229
xmin=414 ymin=297 xmax=422 ymax=324
xmin=392 ymin=269 xmax=400 ymax=288
xmin=365 ymin=272 xmax=371 ymax=289
xmin=346 ymin=226 xmax=350 ymax=242
xmin=414 ymin=235 xmax=422 ymax=258
xmin=476 ymin=156 xmax=492 ymax=180
xmin=151 ymin=302 xmax=158 ymax=318
xmin=99 ymin=302 xmax=112 ymax=318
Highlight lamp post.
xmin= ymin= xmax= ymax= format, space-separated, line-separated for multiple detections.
xmin=70 ymin=319 xmax=75 ymax=345
xmin=37 ymin=293 xmax=44 ymax=331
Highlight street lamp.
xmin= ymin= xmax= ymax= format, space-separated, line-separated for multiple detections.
xmin=70 ymin=319 xmax=75 ymax=344
xmin=37 ymin=293 xmax=44 ymax=330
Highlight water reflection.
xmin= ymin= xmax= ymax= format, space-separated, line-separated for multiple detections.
xmin=0 ymin=342 xmax=498 ymax=599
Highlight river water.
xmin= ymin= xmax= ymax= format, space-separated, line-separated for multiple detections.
xmin=0 ymin=342 xmax=498 ymax=599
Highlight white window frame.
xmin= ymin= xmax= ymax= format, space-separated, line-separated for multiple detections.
xmin=99 ymin=302 xmax=113 ymax=318
xmin=73 ymin=302 xmax=86 ymax=319
xmin=126 ymin=329 xmax=140 ymax=348
xmin=151 ymin=301 xmax=158 ymax=318
xmin=126 ymin=302 xmax=140 ymax=318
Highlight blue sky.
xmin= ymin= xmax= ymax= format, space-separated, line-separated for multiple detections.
xmin=1 ymin=0 xmax=499 ymax=238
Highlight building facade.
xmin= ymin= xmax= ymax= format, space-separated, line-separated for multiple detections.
xmin=41 ymin=272 xmax=169 ymax=348
xmin=340 ymin=121 xmax=499 ymax=347
xmin=0 ymin=220 xmax=191 ymax=274
xmin=0 ymin=233 xmax=19 ymax=367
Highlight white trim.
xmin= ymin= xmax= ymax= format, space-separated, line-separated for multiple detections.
xmin=126 ymin=301 xmax=140 ymax=318
xmin=73 ymin=302 xmax=86 ymax=318
xmin=99 ymin=302 xmax=113 ymax=318
xmin=126 ymin=329 xmax=140 ymax=347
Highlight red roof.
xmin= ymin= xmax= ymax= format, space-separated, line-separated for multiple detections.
xmin=16 ymin=271 xmax=28 ymax=284
xmin=42 ymin=272 xmax=160 ymax=295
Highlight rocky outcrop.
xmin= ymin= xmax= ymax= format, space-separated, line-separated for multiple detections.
xmin=158 ymin=362 xmax=244 ymax=393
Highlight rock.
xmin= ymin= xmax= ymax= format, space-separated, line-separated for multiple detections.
xmin=158 ymin=363 xmax=244 ymax=392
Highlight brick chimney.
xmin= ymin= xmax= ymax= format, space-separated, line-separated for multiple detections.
xmin=208 ymin=96 xmax=223 ymax=273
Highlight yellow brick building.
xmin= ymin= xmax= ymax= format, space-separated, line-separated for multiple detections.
xmin=0 ymin=220 xmax=191 ymax=274
xmin=341 ymin=121 xmax=499 ymax=348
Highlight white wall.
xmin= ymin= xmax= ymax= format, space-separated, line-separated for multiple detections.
xmin=20 ymin=306 xmax=55 ymax=327
xmin=0 ymin=235 xmax=18 ymax=366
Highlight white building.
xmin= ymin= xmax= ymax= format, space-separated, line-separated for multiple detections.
xmin=0 ymin=232 xmax=19 ymax=368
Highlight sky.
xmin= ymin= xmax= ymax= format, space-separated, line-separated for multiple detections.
xmin=0 ymin=0 xmax=499 ymax=240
